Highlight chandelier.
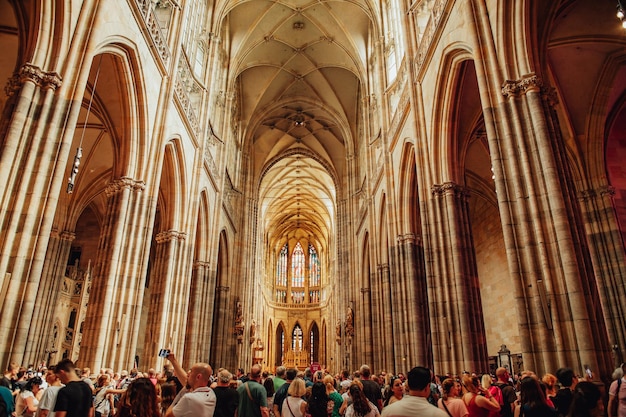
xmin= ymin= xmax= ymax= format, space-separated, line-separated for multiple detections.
xmin=618 ymin=1 xmax=626 ymax=28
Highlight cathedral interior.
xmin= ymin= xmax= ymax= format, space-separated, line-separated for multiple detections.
xmin=1 ymin=0 xmax=626 ymax=382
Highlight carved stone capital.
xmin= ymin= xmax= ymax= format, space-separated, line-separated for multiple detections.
xmin=578 ymin=188 xmax=596 ymax=200
xmin=60 ymin=231 xmax=77 ymax=242
xmin=5 ymin=63 xmax=62 ymax=96
xmin=105 ymin=177 xmax=146 ymax=197
xmin=579 ymin=185 xmax=615 ymax=201
xmin=431 ymin=181 xmax=469 ymax=199
xmin=155 ymin=229 xmax=186 ymax=243
xmin=502 ymin=73 xmax=543 ymax=98
xmin=398 ymin=233 xmax=416 ymax=244
xmin=193 ymin=260 xmax=211 ymax=269
xmin=541 ymin=86 xmax=559 ymax=107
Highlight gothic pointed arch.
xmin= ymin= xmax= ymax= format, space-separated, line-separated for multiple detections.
xmin=427 ymin=45 xmax=489 ymax=373
xmin=267 ymin=318 xmax=273 ymax=364
xmin=321 ymin=319 xmax=327 ymax=367
xmin=275 ymin=321 xmax=287 ymax=367
xmin=393 ymin=141 xmax=432 ymax=370
xmin=308 ymin=321 xmax=320 ymax=363
xmin=159 ymin=137 xmax=189 ymax=228
xmin=0 ymin=0 xmax=23 ymax=115
xmin=357 ymin=231 xmax=373 ymax=367
xmin=35 ymin=42 xmax=152 ymax=370
xmin=291 ymin=322 xmax=304 ymax=353
xmin=398 ymin=142 xmax=419 ymax=233
xmin=372 ymin=193 xmax=392 ymax=371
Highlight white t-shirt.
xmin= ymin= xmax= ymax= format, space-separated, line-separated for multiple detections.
xmin=171 ymin=386 xmax=216 ymax=417
xmin=16 ymin=390 xmax=39 ymax=417
xmin=36 ymin=385 xmax=64 ymax=417
xmin=94 ymin=384 xmax=114 ymax=414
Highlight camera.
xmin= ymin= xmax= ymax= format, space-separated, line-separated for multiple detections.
xmin=158 ymin=349 xmax=170 ymax=358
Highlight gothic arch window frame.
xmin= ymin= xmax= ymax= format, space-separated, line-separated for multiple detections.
xmin=276 ymin=242 xmax=288 ymax=287
xmin=291 ymin=322 xmax=304 ymax=352
xmin=275 ymin=321 xmax=287 ymax=366
xmin=309 ymin=321 xmax=320 ymax=363
xmin=291 ymin=241 xmax=305 ymax=289
xmin=309 ymin=243 xmax=320 ymax=288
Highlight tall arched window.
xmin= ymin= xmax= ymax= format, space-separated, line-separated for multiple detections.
xmin=276 ymin=243 xmax=288 ymax=286
xmin=309 ymin=244 xmax=320 ymax=287
xmin=292 ymin=324 xmax=303 ymax=352
xmin=68 ymin=309 xmax=77 ymax=329
xmin=182 ymin=0 xmax=207 ymax=77
xmin=275 ymin=325 xmax=285 ymax=366
xmin=383 ymin=0 xmax=405 ymax=82
xmin=310 ymin=323 xmax=319 ymax=362
xmin=291 ymin=242 xmax=304 ymax=288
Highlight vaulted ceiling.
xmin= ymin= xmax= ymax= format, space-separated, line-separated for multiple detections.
xmin=223 ymin=0 xmax=377 ymax=254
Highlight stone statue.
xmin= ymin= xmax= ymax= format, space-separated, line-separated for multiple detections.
xmin=249 ymin=320 xmax=256 ymax=345
xmin=234 ymin=300 xmax=244 ymax=342
xmin=345 ymin=307 xmax=354 ymax=338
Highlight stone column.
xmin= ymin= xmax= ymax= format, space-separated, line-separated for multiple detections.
xmin=578 ymin=185 xmax=626 ymax=366
xmin=80 ymin=177 xmax=150 ymax=371
xmin=368 ymin=263 xmax=383 ymax=369
xmin=0 ymin=63 xmax=64 ymax=367
xmin=377 ymin=263 xmax=392 ymax=370
xmin=358 ymin=287 xmax=373 ymax=366
xmin=184 ymin=261 xmax=216 ymax=364
xmin=427 ymin=182 xmax=488 ymax=374
xmin=143 ymin=229 xmax=189 ymax=362
xmin=396 ymin=233 xmax=431 ymax=371
xmin=28 ymin=230 xmax=76 ymax=365
xmin=210 ymin=286 xmax=233 ymax=369
xmin=497 ymin=74 xmax=611 ymax=375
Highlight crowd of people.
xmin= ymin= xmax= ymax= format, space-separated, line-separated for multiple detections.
xmin=0 ymin=356 xmax=622 ymax=417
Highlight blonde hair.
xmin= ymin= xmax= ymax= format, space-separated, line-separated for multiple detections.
xmin=481 ymin=374 xmax=493 ymax=389
xmin=323 ymin=374 xmax=336 ymax=392
xmin=288 ymin=378 xmax=307 ymax=397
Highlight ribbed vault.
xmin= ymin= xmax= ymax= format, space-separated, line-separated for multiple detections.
xmin=222 ymin=0 xmax=376 ymax=260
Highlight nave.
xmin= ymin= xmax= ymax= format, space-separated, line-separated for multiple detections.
xmin=0 ymin=0 xmax=625 ymax=384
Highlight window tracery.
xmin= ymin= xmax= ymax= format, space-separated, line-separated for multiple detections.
xmin=274 ymin=241 xmax=322 ymax=304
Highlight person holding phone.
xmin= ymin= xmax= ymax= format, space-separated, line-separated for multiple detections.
xmin=462 ymin=375 xmax=500 ymax=417
xmin=163 ymin=351 xmax=216 ymax=417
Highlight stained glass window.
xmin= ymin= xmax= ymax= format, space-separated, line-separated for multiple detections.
xmin=309 ymin=244 xmax=320 ymax=286
xmin=276 ymin=243 xmax=288 ymax=287
xmin=291 ymin=242 xmax=304 ymax=287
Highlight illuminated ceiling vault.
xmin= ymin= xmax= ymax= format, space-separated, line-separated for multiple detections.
xmin=224 ymin=0 xmax=376 ymax=253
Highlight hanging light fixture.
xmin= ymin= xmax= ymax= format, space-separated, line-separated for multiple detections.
xmin=618 ymin=1 xmax=626 ymax=28
xmin=67 ymin=55 xmax=103 ymax=194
